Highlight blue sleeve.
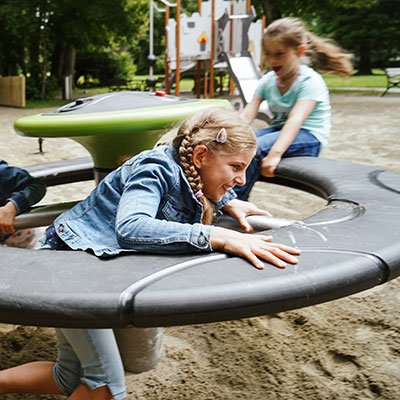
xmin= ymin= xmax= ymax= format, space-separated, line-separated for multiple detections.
xmin=213 ymin=188 xmax=237 ymax=209
xmin=0 ymin=160 xmax=46 ymax=214
xmin=115 ymin=157 xmax=212 ymax=254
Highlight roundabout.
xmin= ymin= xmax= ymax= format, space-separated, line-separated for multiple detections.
xmin=1 ymin=156 xmax=399 ymax=328
xmin=1 ymin=93 xmax=400 ymax=398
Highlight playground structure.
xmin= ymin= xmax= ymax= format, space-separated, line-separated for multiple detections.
xmin=3 ymin=154 xmax=400 ymax=373
xmin=5 ymin=90 xmax=400 ymax=373
xmin=151 ymin=0 xmax=270 ymax=119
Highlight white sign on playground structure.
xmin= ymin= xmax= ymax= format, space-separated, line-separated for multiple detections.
xmin=167 ymin=0 xmax=263 ymax=71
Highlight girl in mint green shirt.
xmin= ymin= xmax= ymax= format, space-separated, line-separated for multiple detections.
xmin=236 ymin=17 xmax=353 ymax=200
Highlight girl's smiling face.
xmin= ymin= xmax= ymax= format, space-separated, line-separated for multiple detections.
xmin=193 ymin=145 xmax=254 ymax=202
xmin=263 ymin=39 xmax=305 ymax=81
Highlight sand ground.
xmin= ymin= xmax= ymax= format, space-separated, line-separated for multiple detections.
xmin=0 ymin=92 xmax=400 ymax=399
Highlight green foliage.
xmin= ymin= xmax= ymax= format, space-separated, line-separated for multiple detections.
xmin=251 ymin=0 xmax=399 ymax=74
xmin=322 ymin=69 xmax=386 ymax=87
xmin=0 ymin=0 xmax=148 ymax=99
xmin=3 ymin=0 xmax=399 ymax=101
xmin=75 ymin=50 xmax=137 ymax=87
xmin=314 ymin=0 xmax=400 ymax=73
xmin=25 ymin=76 xmax=42 ymax=101
xmin=25 ymin=74 xmax=59 ymax=101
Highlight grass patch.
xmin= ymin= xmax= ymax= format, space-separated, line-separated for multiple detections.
xmin=329 ymin=88 xmax=384 ymax=95
xmin=25 ymin=99 xmax=71 ymax=109
xmin=322 ymin=68 xmax=387 ymax=88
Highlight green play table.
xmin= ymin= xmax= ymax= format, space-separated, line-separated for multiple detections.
xmin=15 ymin=91 xmax=231 ymax=180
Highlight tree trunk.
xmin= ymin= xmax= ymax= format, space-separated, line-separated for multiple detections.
xmin=261 ymin=0 xmax=282 ymax=25
xmin=51 ymin=44 xmax=64 ymax=82
xmin=356 ymin=45 xmax=372 ymax=75
xmin=61 ymin=44 xmax=76 ymax=99
xmin=29 ymin=33 xmax=41 ymax=93
xmin=63 ymin=44 xmax=76 ymax=78
xmin=51 ymin=43 xmax=76 ymax=97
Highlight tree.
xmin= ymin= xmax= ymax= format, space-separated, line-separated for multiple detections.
xmin=316 ymin=0 xmax=400 ymax=74
xmin=0 ymin=0 xmax=148 ymax=99
xmin=252 ymin=0 xmax=400 ymax=74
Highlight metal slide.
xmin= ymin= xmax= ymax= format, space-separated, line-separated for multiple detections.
xmin=224 ymin=52 xmax=272 ymax=123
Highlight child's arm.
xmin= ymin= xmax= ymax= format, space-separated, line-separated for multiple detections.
xmin=261 ymin=99 xmax=316 ymax=177
xmin=240 ymin=95 xmax=264 ymax=124
xmin=0 ymin=201 xmax=17 ymax=234
xmin=210 ymin=225 xmax=300 ymax=269
xmin=0 ymin=161 xmax=47 ymax=214
xmin=19 ymin=178 xmax=47 ymax=210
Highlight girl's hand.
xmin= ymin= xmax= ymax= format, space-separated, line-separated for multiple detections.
xmin=211 ymin=226 xmax=301 ymax=269
xmin=223 ymin=199 xmax=271 ymax=232
xmin=261 ymin=154 xmax=282 ymax=177
xmin=0 ymin=202 xmax=17 ymax=234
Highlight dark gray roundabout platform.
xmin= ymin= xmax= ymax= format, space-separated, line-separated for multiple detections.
xmin=1 ymin=157 xmax=399 ymax=329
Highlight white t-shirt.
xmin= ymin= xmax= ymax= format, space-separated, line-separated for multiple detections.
xmin=255 ymin=64 xmax=331 ymax=146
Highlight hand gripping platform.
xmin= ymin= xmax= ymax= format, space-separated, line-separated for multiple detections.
xmin=0 ymin=157 xmax=399 ymax=328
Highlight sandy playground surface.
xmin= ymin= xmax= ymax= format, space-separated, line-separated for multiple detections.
xmin=0 ymin=92 xmax=400 ymax=399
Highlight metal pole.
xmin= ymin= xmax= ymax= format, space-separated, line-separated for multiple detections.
xmin=260 ymin=15 xmax=266 ymax=72
xmin=175 ymin=0 xmax=181 ymax=96
xmin=146 ymin=0 xmax=157 ymax=91
xmin=209 ymin=0 xmax=215 ymax=98
xmin=149 ymin=0 xmax=154 ymax=81
xmin=195 ymin=0 xmax=202 ymax=98
xmin=165 ymin=5 xmax=170 ymax=93
xmin=228 ymin=1 xmax=235 ymax=95
xmin=246 ymin=0 xmax=251 ymax=13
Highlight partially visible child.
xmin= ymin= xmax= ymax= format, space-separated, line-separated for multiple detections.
xmin=0 ymin=107 xmax=300 ymax=399
xmin=0 ymin=160 xmax=46 ymax=248
xmin=235 ymin=17 xmax=353 ymax=200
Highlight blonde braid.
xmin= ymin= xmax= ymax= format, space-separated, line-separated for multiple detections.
xmin=178 ymin=125 xmax=215 ymax=225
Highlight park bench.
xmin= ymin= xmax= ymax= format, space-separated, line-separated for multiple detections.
xmin=381 ymin=67 xmax=400 ymax=97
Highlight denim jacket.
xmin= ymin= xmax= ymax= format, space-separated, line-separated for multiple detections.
xmin=0 ymin=160 xmax=46 ymax=213
xmin=54 ymin=146 xmax=236 ymax=257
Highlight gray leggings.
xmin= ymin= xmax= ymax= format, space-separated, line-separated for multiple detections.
xmin=37 ymin=234 xmax=126 ymax=399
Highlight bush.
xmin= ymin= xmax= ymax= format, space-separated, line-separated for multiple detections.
xmin=75 ymin=50 xmax=137 ymax=88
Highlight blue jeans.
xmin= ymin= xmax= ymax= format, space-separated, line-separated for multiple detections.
xmin=37 ymin=236 xmax=126 ymax=399
xmin=234 ymin=128 xmax=321 ymax=200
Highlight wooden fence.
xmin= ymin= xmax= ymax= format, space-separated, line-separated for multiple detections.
xmin=0 ymin=76 xmax=26 ymax=107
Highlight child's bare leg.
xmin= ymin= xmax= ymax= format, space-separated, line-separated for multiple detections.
xmin=69 ymin=384 xmax=113 ymax=400
xmin=0 ymin=361 xmax=63 ymax=395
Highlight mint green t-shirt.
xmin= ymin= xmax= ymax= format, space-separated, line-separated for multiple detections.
xmin=255 ymin=64 xmax=331 ymax=147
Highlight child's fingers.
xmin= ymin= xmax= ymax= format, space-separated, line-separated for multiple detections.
xmin=243 ymin=251 xmax=265 ymax=269
xmin=251 ymin=208 xmax=272 ymax=217
xmin=267 ymin=247 xmax=299 ymax=264
xmin=238 ymin=217 xmax=252 ymax=233
xmin=256 ymin=235 xmax=273 ymax=242
xmin=254 ymin=249 xmax=287 ymax=268
xmin=251 ymin=242 xmax=300 ymax=267
xmin=242 ymin=246 xmax=298 ymax=269
xmin=272 ymin=243 xmax=301 ymax=255
xmin=256 ymin=236 xmax=301 ymax=255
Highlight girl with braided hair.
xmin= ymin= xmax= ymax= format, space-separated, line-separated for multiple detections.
xmin=0 ymin=107 xmax=299 ymax=400
xmin=235 ymin=17 xmax=353 ymax=200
